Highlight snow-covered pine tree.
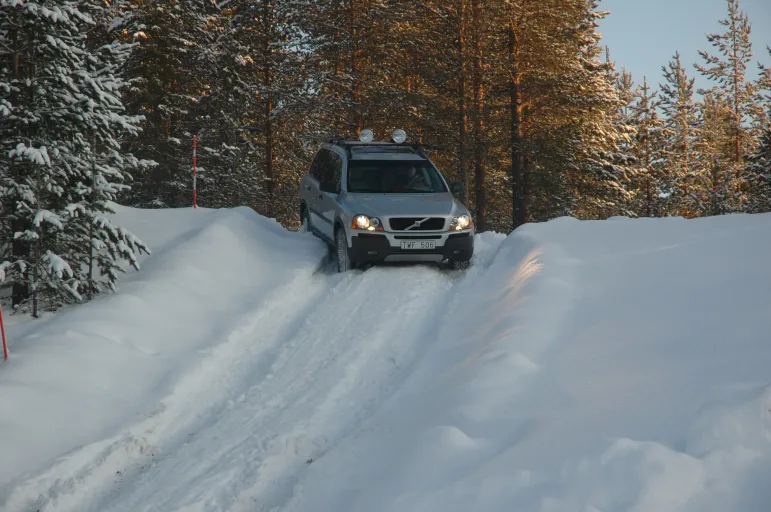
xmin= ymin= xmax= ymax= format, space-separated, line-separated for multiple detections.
xmin=0 ymin=1 xmax=90 ymax=313
xmin=186 ymin=1 xmax=264 ymax=212
xmin=695 ymin=89 xmax=737 ymax=215
xmin=659 ymin=51 xmax=701 ymax=217
xmin=630 ymin=77 xmax=669 ymax=217
xmin=235 ymin=0 xmax=308 ymax=221
xmin=114 ymin=0 xmax=216 ymax=209
xmin=0 ymin=1 xmax=149 ymax=315
xmin=695 ymin=0 xmax=758 ymax=211
xmin=65 ymin=2 xmax=150 ymax=299
xmin=607 ymin=66 xmax=639 ymax=212
xmin=745 ymin=110 xmax=771 ymax=213
xmin=753 ymin=47 xmax=770 ymax=134
xmin=567 ymin=6 xmax=636 ymax=220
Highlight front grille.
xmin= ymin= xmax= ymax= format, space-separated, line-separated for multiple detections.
xmin=388 ymin=217 xmax=445 ymax=231
xmin=394 ymin=235 xmax=442 ymax=240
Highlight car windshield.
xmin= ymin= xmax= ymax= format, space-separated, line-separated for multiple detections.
xmin=347 ymin=160 xmax=448 ymax=193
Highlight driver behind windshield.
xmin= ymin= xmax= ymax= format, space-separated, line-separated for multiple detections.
xmin=348 ymin=161 xmax=445 ymax=193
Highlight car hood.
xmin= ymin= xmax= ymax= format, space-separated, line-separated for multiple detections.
xmin=341 ymin=192 xmax=466 ymax=218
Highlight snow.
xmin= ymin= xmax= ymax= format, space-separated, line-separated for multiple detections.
xmin=10 ymin=143 xmax=51 ymax=167
xmin=1 ymin=207 xmax=771 ymax=512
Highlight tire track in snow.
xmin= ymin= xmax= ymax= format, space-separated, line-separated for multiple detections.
xmin=3 ymin=236 xmax=504 ymax=512
xmin=87 ymin=264 xmax=468 ymax=512
xmin=0 ymin=262 xmax=333 ymax=512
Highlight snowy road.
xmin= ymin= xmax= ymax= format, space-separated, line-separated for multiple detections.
xmin=90 ymin=266 xmax=460 ymax=512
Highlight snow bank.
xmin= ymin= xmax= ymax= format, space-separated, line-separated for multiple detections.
xmin=0 ymin=206 xmax=326 ymax=492
xmin=2 ymin=209 xmax=771 ymax=512
xmin=284 ymin=213 xmax=771 ymax=512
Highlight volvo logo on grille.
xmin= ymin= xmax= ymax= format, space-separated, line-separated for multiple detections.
xmin=405 ymin=217 xmax=430 ymax=231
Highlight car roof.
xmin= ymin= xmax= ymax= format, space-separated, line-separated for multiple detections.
xmin=350 ymin=153 xmax=426 ymax=161
xmin=326 ymin=140 xmax=430 ymax=161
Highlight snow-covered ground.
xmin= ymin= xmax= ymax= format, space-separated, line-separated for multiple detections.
xmin=1 ymin=206 xmax=770 ymax=512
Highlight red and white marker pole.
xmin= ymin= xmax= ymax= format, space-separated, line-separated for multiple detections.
xmin=1 ymin=304 xmax=8 ymax=361
xmin=193 ymin=136 xmax=198 ymax=209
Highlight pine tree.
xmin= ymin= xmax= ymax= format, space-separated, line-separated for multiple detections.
xmin=659 ymin=51 xmax=700 ymax=217
xmin=745 ymin=112 xmax=771 ymax=213
xmin=750 ymin=46 xmax=771 ymax=169
xmin=0 ymin=0 xmax=148 ymax=315
xmin=0 ymin=1 xmax=90 ymax=313
xmin=189 ymin=1 xmax=265 ymax=212
xmin=115 ymin=0 xmax=217 ymax=209
xmin=695 ymin=90 xmax=737 ymax=215
xmin=629 ymin=77 xmax=669 ymax=217
xmin=606 ymin=65 xmax=639 ymax=212
xmin=695 ymin=0 xmax=757 ymax=210
xmin=66 ymin=2 xmax=150 ymax=298
xmin=566 ymin=3 xmax=635 ymax=220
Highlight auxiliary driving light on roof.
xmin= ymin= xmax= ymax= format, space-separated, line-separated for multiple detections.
xmin=360 ymin=129 xmax=374 ymax=143
xmin=392 ymin=129 xmax=407 ymax=144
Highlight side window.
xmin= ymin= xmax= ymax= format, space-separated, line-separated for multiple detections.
xmin=330 ymin=152 xmax=343 ymax=191
xmin=309 ymin=151 xmax=326 ymax=182
xmin=317 ymin=150 xmax=333 ymax=186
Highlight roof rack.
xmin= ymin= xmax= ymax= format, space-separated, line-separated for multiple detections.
xmin=325 ymin=139 xmax=442 ymax=159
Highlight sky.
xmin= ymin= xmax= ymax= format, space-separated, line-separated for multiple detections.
xmin=597 ymin=0 xmax=771 ymax=93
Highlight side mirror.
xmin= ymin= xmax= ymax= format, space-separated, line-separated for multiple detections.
xmin=450 ymin=181 xmax=464 ymax=195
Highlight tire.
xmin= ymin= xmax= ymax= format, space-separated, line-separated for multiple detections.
xmin=299 ymin=208 xmax=309 ymax=232
xmin=335 ymin=227 xmax=353 ymax=273
xmin=451 ymin=259 xmax=470 ymax=271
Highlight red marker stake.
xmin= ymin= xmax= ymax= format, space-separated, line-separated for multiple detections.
xmin=193 ymin=136 xmax=198 ymax=209
xmin=1 ymin=304 xmax=8 ymax=361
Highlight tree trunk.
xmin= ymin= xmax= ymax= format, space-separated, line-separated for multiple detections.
xmin=263 ymin=0 xmax=276 ymax=218
xmin=88 ymin=136 xmax=97 ymax=300
xmin=31 ymin=235 xmax=39 ymax=318
xmin=645 ymin=176 xmax=652 ymax=217
xmin=711 ymin=156 xmax=720 ymax=216
xmin=509 ymin=25 xmax=525 ymax=230
xmin=10 ymin=27 xmax=28 ymax=307
xmin=472 ymin=0 xmax=486 ymax=231
xmin=682 ymin=103 xmax=689 ymax=194
xmin=31 ymin=165 xmax=41 ymax=319
xmin=351 ymin=0 xmax=362 ymax=136
xmin=457 ymin=0 xmax=469 ymax=207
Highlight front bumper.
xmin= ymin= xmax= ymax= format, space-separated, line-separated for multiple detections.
xmin=349 ymin=231 xmax=474 ymax=264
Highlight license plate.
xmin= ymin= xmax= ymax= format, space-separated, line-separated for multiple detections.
xmin=400 ymin=240 xmax=436 ymax=250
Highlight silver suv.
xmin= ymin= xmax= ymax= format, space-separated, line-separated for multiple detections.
xmin=299 ymin=129 xmax=474 ymax=272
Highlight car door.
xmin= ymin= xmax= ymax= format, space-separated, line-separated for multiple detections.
xmin=317 ymin=150 xmax=343 ymax=240
xmin=303 ymin=150 xmax=329 ymax=235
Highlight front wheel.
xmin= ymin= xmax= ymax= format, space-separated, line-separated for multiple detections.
xmin=451 ymin=259 xmax=470 ymax=271
xmin=335 ymin=227 xmax=353 ymax=273
xmin=299 ymin=208 xmax=310 ymax=232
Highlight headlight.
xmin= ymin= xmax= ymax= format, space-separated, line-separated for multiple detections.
xmin=352 ymin=214 xmax=383 ymax=231
xmin=451 ymin=214 xmax=472 ymax=230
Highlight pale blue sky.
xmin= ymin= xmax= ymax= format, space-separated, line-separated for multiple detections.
xmin=597 ymin=0 xmax=771 ymax=93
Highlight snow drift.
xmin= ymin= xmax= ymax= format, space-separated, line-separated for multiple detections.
xmin=0 ymin=206 xmax=326 ymax=492
xmin=286 ymin=213 xmax=771 ymax=512
xmin=1 ymin=206 xmax=770 ymax=512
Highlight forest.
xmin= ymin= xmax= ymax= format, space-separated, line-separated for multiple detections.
xmin=0 ymin=0 xmax=769 ymax=315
